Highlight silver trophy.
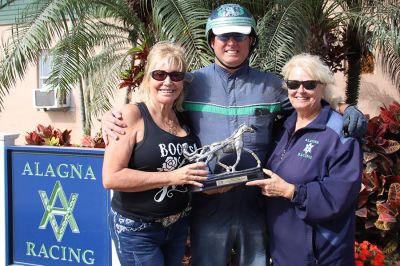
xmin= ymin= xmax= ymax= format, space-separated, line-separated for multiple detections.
xmin=182 ymin=124 xmax=263 ymax=192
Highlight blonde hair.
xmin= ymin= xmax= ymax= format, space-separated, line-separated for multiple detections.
xmin=281 ymin=53 xmax=337 ymax=105
xmin=138 ymin=41 xmax=187 ymax=111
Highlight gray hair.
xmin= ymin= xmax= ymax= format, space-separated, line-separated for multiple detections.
xmin=281 ymin=53 xmax=336 ymax=104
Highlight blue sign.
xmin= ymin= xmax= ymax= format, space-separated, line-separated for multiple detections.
xmin=5 ymin=146 xmax=111 ymax=266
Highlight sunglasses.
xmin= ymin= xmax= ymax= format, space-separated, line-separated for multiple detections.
xmin=215 ymin=33 xmax=249 ymax=42
xmin=285 ymin=80 xmax=323 ymax=90
xmin=151 ymin=70 xmax=185 ymax=82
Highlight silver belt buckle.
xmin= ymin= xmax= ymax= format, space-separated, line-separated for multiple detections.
xmin=156 ymin=206 xmax=191 ymax=227
xmin=158 ymin=213 xmax=181 ymax=227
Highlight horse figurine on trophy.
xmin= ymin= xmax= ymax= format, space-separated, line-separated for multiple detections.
xmin=181 ymin=124 xmax=263 ymax=191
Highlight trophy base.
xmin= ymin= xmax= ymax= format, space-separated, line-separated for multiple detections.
xmin=191 ymin=167 xmax=264 ymax=192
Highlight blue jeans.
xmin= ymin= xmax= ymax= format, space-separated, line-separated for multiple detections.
xmin=109 ymin=208 xmax=189 ymax=266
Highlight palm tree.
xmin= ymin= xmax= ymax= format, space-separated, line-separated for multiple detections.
xmin=0 ymin=0 xmax=146 ymax=135
xmin=255 ymin=0 xmax=400 ymax=104
xmin=354 ymin=0 xmax=400 ymax=95
xmin=0 ymin=0 xmax=213 ymax=135
xmin=0 ymin=0 xmax=399 ymax=135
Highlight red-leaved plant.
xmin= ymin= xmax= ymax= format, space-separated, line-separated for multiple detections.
xmin=356 ymin=101 xmax=400 ymax=258
xmin=25 ymin=124 xmax=72 ymax=146
xmin=80 ymin=130 xmax=106 ymax=148
xmin=119 ymin=43 xmax=149 ymax=91
xmin=25 ymin=124 xmax=105 ymax=148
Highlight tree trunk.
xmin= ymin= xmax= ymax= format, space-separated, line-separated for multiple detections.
xmin=345 ymin=22 xmax=362 ymax=105
xmin=79 ymin=78 xmax=90 ymax=136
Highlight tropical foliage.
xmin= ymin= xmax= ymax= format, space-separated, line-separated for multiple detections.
xmin=118 ymin=43 xmax=149 ymax=94
xmin=356 ymin=101 xmax=400 ymax=259
xmin=0 ymin=0 xmax=400 ymax=133
xmin=25 ymin=124 xmax=72 ymax=146
xmin=25 ymin=123 xmax=105 ymax=147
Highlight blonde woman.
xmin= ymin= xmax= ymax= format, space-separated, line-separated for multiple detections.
xmin=102 ymin=41 xmax=208 ymax=266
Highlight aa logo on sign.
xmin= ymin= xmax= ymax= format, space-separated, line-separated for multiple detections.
xmin=38 ymin=181 xmax=80 ymax=242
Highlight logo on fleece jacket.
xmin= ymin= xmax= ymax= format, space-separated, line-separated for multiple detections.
xmin=297 ymin=138 xmax=319 ymax=160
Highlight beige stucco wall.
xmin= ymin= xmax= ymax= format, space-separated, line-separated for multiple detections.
xmin=333 ymin=68 xmax=400 ymax=117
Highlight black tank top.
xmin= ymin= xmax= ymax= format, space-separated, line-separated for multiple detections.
xmin=111 ymin=102 xmax=199 ymax=221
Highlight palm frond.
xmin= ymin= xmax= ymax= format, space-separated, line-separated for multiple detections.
xmin=151 ymin=0 xmax=213 ymax=70
xmin=352 ymin=0 xmax=400 ymax=93
xmin=0 ymin=0 xmax=92 ymax=109
xmin=93 ymin=0 xmax=151 ymax=44
xmin=46 ymin=15 xmax=133 ymax=92
xmin=85 ymin=52 xmax=130 ymax=122
xmin=378 ymin=45 xmax=400 ymax=91
xmin=254 ymin=0 xmax=310 ymax=73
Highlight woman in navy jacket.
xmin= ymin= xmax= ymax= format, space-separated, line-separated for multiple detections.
xmin=247 ymin=53 xmax=362 ymax=266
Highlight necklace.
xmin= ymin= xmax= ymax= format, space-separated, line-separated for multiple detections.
xmin=150 ymin=105 xmax=179 ymax=135
xmin=164 ymin=118 xmax=178 ymax=136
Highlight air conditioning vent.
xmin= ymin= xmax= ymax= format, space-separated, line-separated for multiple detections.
xmin=33 ymin=88 xmax=70 ymax=110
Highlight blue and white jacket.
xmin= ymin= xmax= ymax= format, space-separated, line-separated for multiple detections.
xmin=183 ymin=63 xmax=291 ymax=221
xmin=266 ymin=101 xmax=362 ymax=266
xmin=184 ymin=63 xmax=291 ymax=169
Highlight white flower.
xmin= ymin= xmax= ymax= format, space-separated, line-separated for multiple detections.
xmin=157 ymin=156 xmax=178 ymax=172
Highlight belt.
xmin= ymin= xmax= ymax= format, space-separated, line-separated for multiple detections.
xmin=155 ymin=206 xmax=191 ymax=227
